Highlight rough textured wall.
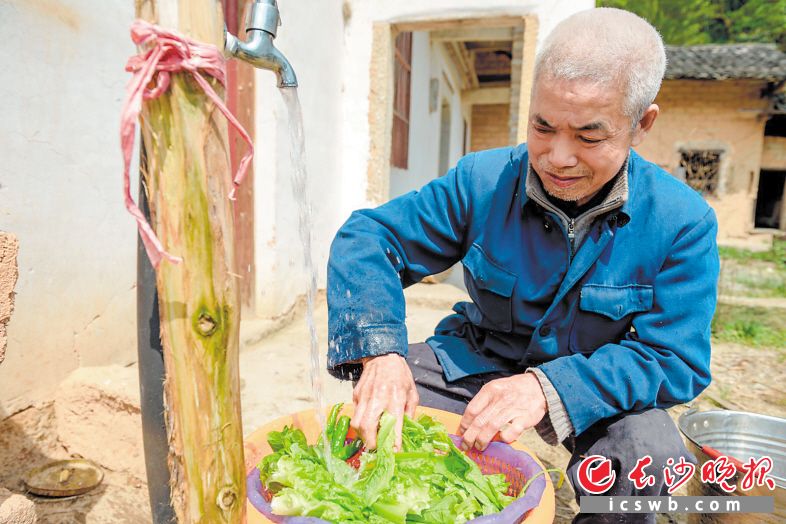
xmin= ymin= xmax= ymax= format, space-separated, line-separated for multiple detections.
xmin=761 ymin=136 xmax=786 ymax=170
xmin=471 ymin=104 xmax=511 ymax=152
xmin=636 ymin=79 xmax=770 ymax=240
xmin=0 ymin=233 xmax=18 ymax=365
xmin=0 ymin=0 xmax=138 ymax=414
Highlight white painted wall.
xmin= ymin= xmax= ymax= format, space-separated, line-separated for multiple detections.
xmin=0 ymin=0 xmax=138 ymax=414
xmin=254 ymin=0 xmax=346 ymax=317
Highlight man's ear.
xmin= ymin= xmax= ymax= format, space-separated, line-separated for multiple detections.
xmin=631 ymin=104 xmax=659 ymax=147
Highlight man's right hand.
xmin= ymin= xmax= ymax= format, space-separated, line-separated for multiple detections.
xmin=350 ymin=353 xmax=419 ymax=451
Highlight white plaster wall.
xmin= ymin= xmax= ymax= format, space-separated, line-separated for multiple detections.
xmin=254 ymin=0 xmax=346 ymax=317
xmin=0 ymin=0 xmax=138 ymax=414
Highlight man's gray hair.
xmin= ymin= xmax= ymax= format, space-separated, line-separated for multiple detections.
xmin=534 ymin=8 xmax=667 ymax=124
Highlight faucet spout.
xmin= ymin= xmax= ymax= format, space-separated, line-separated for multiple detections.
xmin=224 ymin=0 xmax=298 ymax=88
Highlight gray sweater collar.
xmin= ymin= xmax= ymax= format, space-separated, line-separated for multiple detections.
xmin=524 ymin=159 xmax=629 ymax=220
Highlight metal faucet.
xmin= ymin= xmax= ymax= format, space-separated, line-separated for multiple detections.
xmin=224 ymin=0 xmax=298 ymax=87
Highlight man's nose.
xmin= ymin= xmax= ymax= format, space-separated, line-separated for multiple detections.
xmin=547 ymin=135 xmax=578 ymax=169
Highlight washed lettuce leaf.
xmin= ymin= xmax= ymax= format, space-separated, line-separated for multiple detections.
xmin=354 ymin=412 xmax=397 ymax=505
xmin=258 ymin=406 xmax=518 ymax=523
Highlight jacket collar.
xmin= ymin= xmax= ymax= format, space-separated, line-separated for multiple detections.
xmin=516 ymin=146 xmax=634 ymax=224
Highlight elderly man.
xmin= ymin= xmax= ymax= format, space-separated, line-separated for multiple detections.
xmin=327 ymin=7 xmax=719 ymax=522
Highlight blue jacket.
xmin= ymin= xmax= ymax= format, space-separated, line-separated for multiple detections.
xmin=327 ymin=144 xmax=719 ymax=436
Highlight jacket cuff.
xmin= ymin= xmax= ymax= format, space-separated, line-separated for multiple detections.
xmin=327 ymin=323 xmax=408 ymax=381
xmin=527 ymin=368 xmax=574 ymax=446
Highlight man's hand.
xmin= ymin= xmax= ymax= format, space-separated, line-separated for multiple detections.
xmin=459 ymin=373 xmax=547 ymax=451
xmin=351 ymin=353 xmax=419 ymax=451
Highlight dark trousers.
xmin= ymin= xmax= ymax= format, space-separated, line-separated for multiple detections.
xmin=406 ymin=342 xmax=694 ymax=524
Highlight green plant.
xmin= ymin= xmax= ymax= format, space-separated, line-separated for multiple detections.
xmin=712 ymin=304 xmax=786 ymax=349
xmin=718 ymin=239 xmax=786 ymax=298
xmin=718 ymin=238 xmax=786 ymax=264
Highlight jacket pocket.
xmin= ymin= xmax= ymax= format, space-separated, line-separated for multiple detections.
xmin=569 ymin=284 xmax=653 ymax=353
xmin=462 ymin=243 xmax=517 ymax=332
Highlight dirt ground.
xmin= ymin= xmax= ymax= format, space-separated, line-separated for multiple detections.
xmin=0 ymin=283 xmax=784 ymax=523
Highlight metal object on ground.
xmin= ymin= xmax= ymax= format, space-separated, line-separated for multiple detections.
xmin=678 ymin=408 xmax=786 ymax=523
xmin=224 ymin=0 xmax=298 ymax=87
xmin=22 ymin=459 xmax=104 ymax=498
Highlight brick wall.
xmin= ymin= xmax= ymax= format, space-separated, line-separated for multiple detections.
xmin=635 ymin=79 xmax=770 ymax=239
xmin=471 ymin=104 xmax=511 ymax=152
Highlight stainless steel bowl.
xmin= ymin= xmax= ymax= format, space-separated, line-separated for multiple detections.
xmin=678 ymin=408 xmax=786 ymax=523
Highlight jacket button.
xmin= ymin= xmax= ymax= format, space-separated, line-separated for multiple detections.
xmin=539 ymin=326 xmax=551 ymax=337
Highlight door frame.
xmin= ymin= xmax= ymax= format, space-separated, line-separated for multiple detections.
xmin=365 ymin=14 xmax=539 ymax=204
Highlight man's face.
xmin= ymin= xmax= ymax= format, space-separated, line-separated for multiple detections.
xmin=527 ymin=76 xmax=644 ymax=205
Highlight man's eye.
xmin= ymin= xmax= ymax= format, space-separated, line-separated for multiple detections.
xmin=535 ymin=126 xmax=554 ymax=134
xmin=579 ymin=136 xmax=603 ymax=144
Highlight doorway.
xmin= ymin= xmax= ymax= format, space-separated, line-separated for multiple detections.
xmin=755 ymin=170 xmax=786 ymax=229
xmin=367 ymin=15 xmax=538 ymax=204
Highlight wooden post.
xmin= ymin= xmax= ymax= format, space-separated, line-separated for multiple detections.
xmin=134 ymin=1 xmax=245 ymax=522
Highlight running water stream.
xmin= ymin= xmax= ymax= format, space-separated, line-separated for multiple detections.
xmin=279 ymin=87 xmax=327 ymax=432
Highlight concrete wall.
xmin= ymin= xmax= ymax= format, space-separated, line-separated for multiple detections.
xmin=636 ymin=79 xmax=770 ymax=240
xmin=0 ymin=0 xmax=137 ymax=414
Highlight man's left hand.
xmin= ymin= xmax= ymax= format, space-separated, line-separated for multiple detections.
xmin=458 ymin=373 xmax=547 ymax=451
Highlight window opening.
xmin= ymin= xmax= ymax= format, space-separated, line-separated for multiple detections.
xmin=764 ymin=115 xmax=786 ymax=138
xmin=679 ymin=149 xmax=723 ymax=196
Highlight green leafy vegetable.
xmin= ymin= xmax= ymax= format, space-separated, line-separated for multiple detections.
xmin=258 ymin=405 xmax=524 ymax=523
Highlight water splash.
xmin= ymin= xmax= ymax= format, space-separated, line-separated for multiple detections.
xmin=280 ymin=87 xmax=325 ymax=430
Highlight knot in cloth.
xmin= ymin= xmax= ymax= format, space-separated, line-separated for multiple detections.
xmin=121 ymin=19 xmax=253 ymax=267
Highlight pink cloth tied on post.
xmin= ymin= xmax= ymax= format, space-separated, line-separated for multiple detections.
xmin=121 ymin=19 xmax=253 ymax=268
